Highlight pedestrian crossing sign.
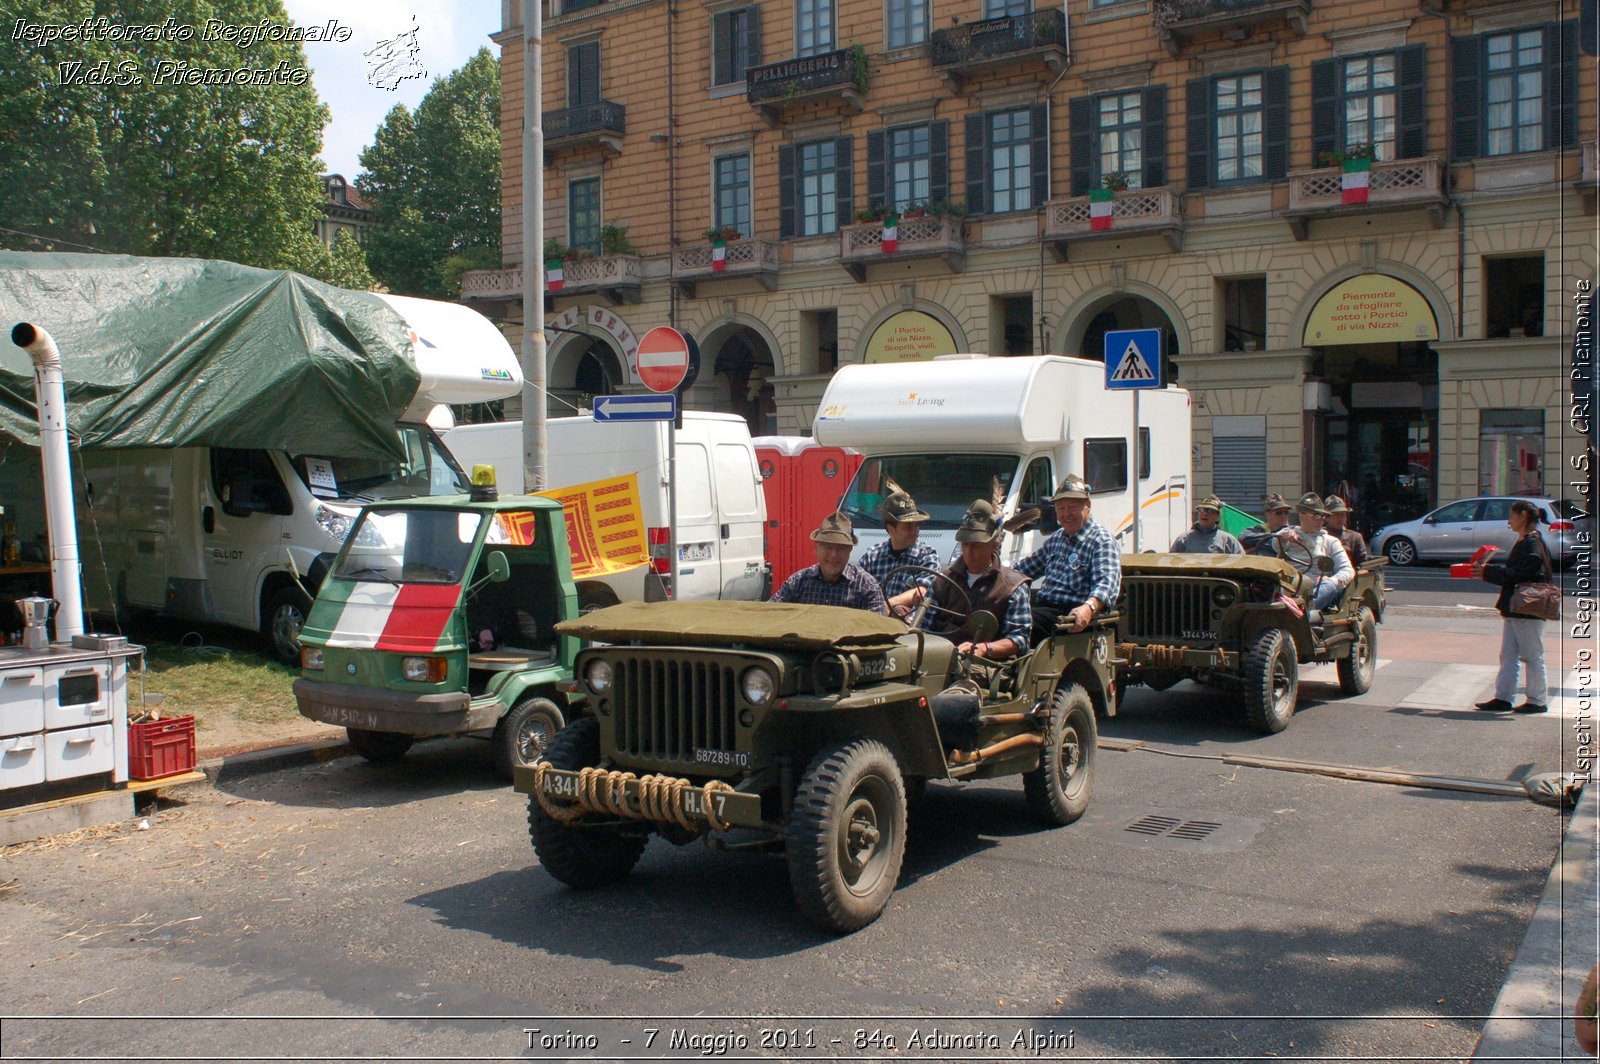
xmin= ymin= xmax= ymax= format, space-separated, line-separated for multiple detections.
xmin=1104 ymin=328 xmax=1163 ymax=390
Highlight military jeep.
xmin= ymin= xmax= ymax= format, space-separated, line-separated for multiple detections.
xmin=1114 ymin=541 xmax=1386 ymax=733
xmin=511 ymin=596 xmax=1117 ymax=933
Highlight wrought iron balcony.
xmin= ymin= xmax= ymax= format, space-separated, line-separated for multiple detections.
xmin=1042 ymin=187 xmax=1183 ymax=260
xmin=1153 ymin=0 xmax=1310 ymax=54
xmin=929 ymin=10 xmax=1068 ymax=93
xmin=1283 ymin=157 xmax=1446 ymax=239
xmin=746 ymin=48 xmax=865 ymax=125
xmin=672 ymin=239 xmax=779 ymax=297
xmin=543 ymin=101 xmax=626 ymax=155
xmin=839 ymin=217 xmax=965 ymax=281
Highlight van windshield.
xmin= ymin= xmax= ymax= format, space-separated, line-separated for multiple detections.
xmin=840 ymin=454 xmax=1020 ymax=529
xmin=289 ymin=427 xmax=467 ymax=502
xmin=332 ymin=509 xmax=483 ymax=585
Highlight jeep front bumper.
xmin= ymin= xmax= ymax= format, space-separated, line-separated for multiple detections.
xmin=1116 ymin=642 xmax=1232 ymax=670
xmin=513 ymin=764 xmax=766 ymax=830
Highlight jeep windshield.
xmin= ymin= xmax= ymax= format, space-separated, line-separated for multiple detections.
xmin=288 ymin=426 xmax=468 ymax=503
xmin=331 ymin=509 xmax=484 ymax=585
xmin=840 ymin=454 xmax=1020 ymax=529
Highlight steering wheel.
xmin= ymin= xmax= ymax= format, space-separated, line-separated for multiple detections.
xmin=886 ymin=565 xmax=972 ymax=635
xmin=1269 ymin=531 xmax=1316 ymax=574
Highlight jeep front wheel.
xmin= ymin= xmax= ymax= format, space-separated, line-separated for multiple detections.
xmin=1023 ymin=683 xmax=1097 ymax=826
xmin=1243 ymin=628 xmax=1298 ymax=734
xmin=786 ymin=739 xmax=907 ymax=934
xmin=1337 ymin=606 xmax=1378 ymax=696
xmin=527 ymin=717 xmax=648 ymax=888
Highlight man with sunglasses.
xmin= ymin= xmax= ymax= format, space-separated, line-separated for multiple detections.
xmin=1240 ymin=492 xmax=1295 ymax=556
xmin=1279 ymin=492 xmax=1354 ymax=610
xmin=1171 ymin=494 xmax=1244 ymax=554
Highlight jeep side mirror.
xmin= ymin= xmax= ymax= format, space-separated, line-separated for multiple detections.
xmin=1316 ymin=555 xmax=1334 ymax=574
xmin=967 ymin=610 xmax=999 ymax=642
xmin=486 ymin=550 xmax=511 ymax=583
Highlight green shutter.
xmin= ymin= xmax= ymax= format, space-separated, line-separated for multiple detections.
xmin=835 ymin=135 xmax=854 ymax=231
xmin=1186 ymin=77 xmax=1212 ymax=189
xmin=1397 ymin=45 xmax=1427 ymax=160
xmin=930 ymin=120 xmax=950 ymax=205
xmin=1262 ymin=67 xmax=1290 ymax=179
xmin=1069 ymin=95 xmax=1093 ymax=196
xmin=1451 ymin=34 xmax=1481 ymax=160
xmin=1310 ymin=57 xmax=1338 ymax=165
xmin=1141 ymin=86 xmax=1167 ymax=189
xmin=778 ymin=144 xmax=796 ymax=238
xmin=966 ymin=113 xmax=988 ymax=215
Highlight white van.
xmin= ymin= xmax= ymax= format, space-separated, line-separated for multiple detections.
xmin=444 ymin=411 xmax=769 ymax=605
xmin=812 ymin=354 xmax=1192 ymax=570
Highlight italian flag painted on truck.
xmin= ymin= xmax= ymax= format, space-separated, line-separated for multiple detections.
xmin=314 ymin=582 xmax=462 ymax=653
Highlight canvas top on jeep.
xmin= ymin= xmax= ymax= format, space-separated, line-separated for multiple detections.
xmin=554 ymin=600 xmax=910 ymax=652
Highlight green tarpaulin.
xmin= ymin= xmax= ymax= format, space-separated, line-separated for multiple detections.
xmin=0 ymin=252 xmax=420 ymax=459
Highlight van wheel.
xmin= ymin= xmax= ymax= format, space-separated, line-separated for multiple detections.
xmin=576 ymin=584 xmax=619 ymax=615
xmin=262 ymin=586 xmax=308 ymax=666
xmin=1243 ymin=628 xmax=1298 ymax=734
xmin=527 ymin=718 xmax=649 ymax=888
xmin=347 ymin=728 xmax=413 ymax=764
xmin=1337 ymin=606 xmax=1378 ymax=696
xmin=492 ymin=697 xmax=564 ymax=779
xmin=1023 ymin=683 xmax=1096 ymax=826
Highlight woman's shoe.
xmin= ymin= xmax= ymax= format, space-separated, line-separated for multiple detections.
xmin=1513 ymin=702 xmax=1549 ymax=714
xmin=1474 ymin=698 xmax=1514 ymax=712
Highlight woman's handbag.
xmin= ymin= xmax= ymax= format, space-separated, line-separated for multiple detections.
xmin=1510 ymin=535 xmax=1562 ymax=621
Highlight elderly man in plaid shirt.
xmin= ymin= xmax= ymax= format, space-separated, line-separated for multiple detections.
xmin=1015 ymin=474 xmax=1121 ymax=646
xmin=769 ymin=512 xmax=889 ymax=615
xmin=856 ymin=486 xmax=942 ymax=613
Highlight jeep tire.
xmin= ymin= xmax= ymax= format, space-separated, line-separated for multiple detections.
xmin=1023 ymin=683 xmax=1097 ymax=826
xmin=492 ymin=696 xmax=564 ymax=779
xmin=786 ymin=739 xmax=907 ymax=934
xmin=527 ymin=717 xmax=648 ymax=888
xmin=1243 ymin=628 xmax=1299 ymax=734
xmin=346 ymin=728 xmax=413 ymax=764
xmin=1337 ymin=606 xmax=1378 ymax=696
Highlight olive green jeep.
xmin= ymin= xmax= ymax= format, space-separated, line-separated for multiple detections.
xmin=511 ymin=590 xmax=1117 ymax=934
xmin=1114 ymin=541 xmax=1386 ymax=734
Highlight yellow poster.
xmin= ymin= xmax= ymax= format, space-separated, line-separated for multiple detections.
xmin=536 ymin=473 xmax=650 ymax=578
xmin=864 ymin=311 xmax=958 ymax=363
xmin=1303 ymin=274 xmax=1439 ymax=346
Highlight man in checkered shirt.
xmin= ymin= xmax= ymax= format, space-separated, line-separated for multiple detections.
xmin=856 ymin=486 xmax=942 ymax=611
xmin=769 ymin=512 xmax=889 ymax=615
xmin=1015 ymin=474 xmax=1121 ymax=646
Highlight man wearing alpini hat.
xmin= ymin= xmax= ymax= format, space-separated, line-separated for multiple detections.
xmin=1323 ymin=495 xmax=1369 ymax=565
xmin=1240 ymin=491 xmax=1294 ymax=555
xmin=1015 ymin=474 xmax=1120 ymax=646
xmin=1171 ymin=494 xmax=1244 ymax=554
xmin=857 ymin=479 xmax=942 ymax=607
xmin=769 ymin=512 xmax=889 ymax=615
xmin=1279 ymin=492 xmax=1354 ymax=609
xmin=890 ymin=499 xmax=1032 ymax=659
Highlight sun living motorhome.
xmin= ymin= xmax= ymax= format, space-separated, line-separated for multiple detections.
xmin=812 ymin=355 xmax=1192 ymax=570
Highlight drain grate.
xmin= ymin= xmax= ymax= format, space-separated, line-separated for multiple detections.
xmin=1124 ymin=814 xmax=1181 ymax=836
xmin=1168 ymin=819 xmax=1222 ymax=841
xmin=1123 ymin=814 xmax=1221 ymax=841
xmin=1093 ymin=805 xmax=1263 ymax=854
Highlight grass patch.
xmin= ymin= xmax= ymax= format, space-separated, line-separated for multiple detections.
xmin=136 ymin=642 xmax=299 ymax=731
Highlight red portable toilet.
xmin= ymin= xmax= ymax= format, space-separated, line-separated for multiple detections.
xmin=753 ymin=436 xmax=862 ymax=589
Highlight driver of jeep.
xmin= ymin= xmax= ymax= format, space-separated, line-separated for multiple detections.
xmin=1278 ymin=492 xmax=1354 ymax=610
xmin=888 ymin=499 xmax=1032 ymax=660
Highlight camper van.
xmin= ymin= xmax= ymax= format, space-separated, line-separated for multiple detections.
xmin=812 ymin=355 xmax=1192 ymax=570
xmin=65 ymin=294 xmax=525 ymax=663
xmin=443 ymin=412 xmax=769 ymax=605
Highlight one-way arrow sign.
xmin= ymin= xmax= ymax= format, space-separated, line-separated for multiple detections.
xmin=593 ymin=393 xmax=678 ymax=422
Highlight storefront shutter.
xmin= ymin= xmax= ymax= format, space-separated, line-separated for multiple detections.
xmin=1212 ymin=436 xmax=1268 ymax=508
xmin=1069 ymin=95 xmax=1093 ymax=196
xmin=778 ymin=144 xmax=796 ymax=238
xmin=1263 ymin=67 xmax=1290 ymax=179
xmin=834 ymin=135 xmax=854 ymax=231
xmin=1186 ymin=78 xmax=1212 ymax=190
xmin=1309 ymin=58 xmax=1338 ymax=166
xmin=966 ymin=113 xmax=988 ymax=215
xmin=1451 ymin=35 xmax=1482 ymax=160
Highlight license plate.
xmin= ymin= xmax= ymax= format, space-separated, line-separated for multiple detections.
xmin=679 ymin=542 xmax=713 ymax=562
xmin=311 ymin=704 xmax=381 ymax=730
xmin=694 ymin=747 xmax=749 ymax=768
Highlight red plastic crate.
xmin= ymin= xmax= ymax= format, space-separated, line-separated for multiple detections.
xmin=129 ymin=716 xmax=197 ymax=781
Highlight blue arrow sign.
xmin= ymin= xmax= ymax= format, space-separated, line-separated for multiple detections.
xmin=593 ymin=393 xmax=678 ymax=422
xmin=1104 ymin=328 xmax=1164 ymax=390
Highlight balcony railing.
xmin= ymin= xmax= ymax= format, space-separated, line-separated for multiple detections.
xmin=1283 ymin=157 xmax=1446 ymax=238
xmin=1153 ymin=0 xmax=1310 ymax=53
xmin=746 ymin=48 xmax=865 ymax=125
xmin=839 ymin=217 xmax=965 ymax=281
xmin=543 ymin=101 xmax=626 ymax=154
xmin=672 ymin=239 xmax=779 ymax=297
xmin=929 ymin=9 xmax=1068 ymax=92
xmin=459 ymin=256 xmax=643 ymax=305
xmin=1042 ymin=187 xmax=1183 ymax=258
xmin=460 ymin=266 xmax=522 ymax=302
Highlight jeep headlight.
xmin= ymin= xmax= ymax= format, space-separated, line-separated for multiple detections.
xmin=1212 ymin=584 xmax=1237 ymax=607
xmin=585 ymin=659 xmax=613 ymax=695
xmin=741 ymin=667 xmax=775 ymax=705
xmin=301 ymin=646 xmax=325 ymax=671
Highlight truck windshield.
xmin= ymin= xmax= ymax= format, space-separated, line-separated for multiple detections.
xmin=840 ymin=454 xmax=1020 ymax=529
xmin=332 ymin=509 xmax=483 ymax=585
xmin=288 ymin=427 xmax=467 ymax=502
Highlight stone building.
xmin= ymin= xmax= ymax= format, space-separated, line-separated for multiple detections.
xmin=464 ymin=0 xmax=1597 ymax=529
xmin=315 ymin=174 xmax=371 ymax=248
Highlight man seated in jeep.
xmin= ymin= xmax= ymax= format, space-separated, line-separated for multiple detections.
xmin=1240 ymin=492 xmax=1295 ymax=555
xmin=769 ymin=511 xmax=890 ymax=615
xmin=1015 ymin=475 xmax=1121 ymax=645
xmin=1277 ymin=492 xmax=1354 ymax=609
xmin=888 ymin=499 xmax=1032 ymax=661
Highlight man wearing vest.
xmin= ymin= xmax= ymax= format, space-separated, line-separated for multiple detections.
xmin=892 ymin=499 xmax=1032 ymax=660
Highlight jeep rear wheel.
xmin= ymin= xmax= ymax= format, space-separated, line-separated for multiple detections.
xmin=346 ymin=728 xmax=413 ymax=764
xmin=786 ymin=739 xmax=907 ymax=934
xmin=527 ymin=717 xmax=648 ymax=888
xmin=1243 ymin=628 xmax=1298 ymax=734
xmin=1023 ymin=683 xmax=1096 ymax=826
xmin=1337 ymin=606 xmax=1378 ymax=696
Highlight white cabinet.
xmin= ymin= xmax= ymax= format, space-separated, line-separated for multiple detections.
xmin=44 ymin=723 xmax=115 ymax=781
xmin=0 ymin=733 xmax=44 ymax=788
xmin=0 ymin=668 xmax=44 ymax=737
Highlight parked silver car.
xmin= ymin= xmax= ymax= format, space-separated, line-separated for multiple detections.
xmin=1372 ymin=496 xmax=1591 ymax=567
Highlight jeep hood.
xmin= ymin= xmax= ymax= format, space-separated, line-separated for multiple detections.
xmin=556 ymin=600 xmax=908 ymax=652
xmin=1121 ymin=552 xmax=1307 ymax=590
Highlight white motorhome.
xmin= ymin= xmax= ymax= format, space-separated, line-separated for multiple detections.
xmin=812 ymin=354 xmax=1192 ymax=571
xmin=63 ymin=294 xmax=524 ymax=662
xmin=444 ymin=412 xmax=769 ymax=605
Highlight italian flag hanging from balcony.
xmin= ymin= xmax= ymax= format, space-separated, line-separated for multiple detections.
xmin=1341 ymin=157 xmax=1372 ymax=204
xmin=1089 ymin=188 xmax=1115 ymax=231
xmin=712 ymin=236 xmax=728 ymax=272
xmin=881 ymin=212 xmax=899 ymax=254
xmin=545 ymin=257 xmax=564 ymax=293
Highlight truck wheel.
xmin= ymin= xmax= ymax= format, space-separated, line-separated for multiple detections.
xmin=346 ymin=728 xmax=413 ymax=764
xmin=1337 ymin=606 xmax=1378 ymax=696
xmin=786 ymin=739 xmax=907 ymax=934
xmin=527 ymin=717 xmax=648 ymax=888
xmin=262 ymin=586 xmax=308 ymax=666
xmin=1243 ymin=628 xmax=1298 ymax=734
xmin=492 ymin=696 xmax=564 ymax=779
xmin=1023 ymin=683 xmax=1097 ymax=827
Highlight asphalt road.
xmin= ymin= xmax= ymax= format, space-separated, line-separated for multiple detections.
xmin=1370 ymin=559 xmax=1594 ymax=610
xmin=0 ymin=612 xmax=1586 ymax=1062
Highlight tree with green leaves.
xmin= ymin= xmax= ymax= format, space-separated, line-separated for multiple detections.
xmin=0 ymin=0 xmax=369 ymax=285
xmin=357 ymin=48 xmax=501 ymax=299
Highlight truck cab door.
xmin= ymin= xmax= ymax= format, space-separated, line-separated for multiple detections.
xmin=203 ymin=448 xmax=289 ymax=625
xmin=711 ymin=440 xmax=767 ymax=600
xmin=1004 ymin=455 xmax=1056 ymax=567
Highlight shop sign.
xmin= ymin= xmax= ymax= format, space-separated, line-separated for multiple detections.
xmin=1304 ymin=274 xmax=1439 ymax=346
xmin=863 ymin=311 xmax=957 ymax=364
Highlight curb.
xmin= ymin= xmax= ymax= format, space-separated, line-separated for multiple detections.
xmin=200 ymin=738 xmax=354 ymax=784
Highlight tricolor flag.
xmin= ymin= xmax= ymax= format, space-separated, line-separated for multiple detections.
xmin=314 ymin=581 xmax=463 ymax=653
xmin=1089 ymin=187 xmax=1115 ymax=231
xmin=711 ymin=236 xmax=727 ymax=272
xmin=881 ymin=212 xmax=899 ymax=254
xmin=1340 ymin=157 xmax=1372 ymax=204
xmin=545 ymin=257 xmax=564 ymax=292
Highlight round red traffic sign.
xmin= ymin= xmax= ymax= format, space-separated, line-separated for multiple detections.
xmin=637 ymin=326 xmax=691 ymax=393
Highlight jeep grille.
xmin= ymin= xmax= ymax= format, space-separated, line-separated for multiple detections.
xmin=1123 ymin=581 xmax=1223 ymax=643
xmin=612 ymin=655 xmax=739 ymax=765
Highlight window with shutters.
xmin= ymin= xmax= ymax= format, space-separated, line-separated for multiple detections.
xmin=569 ymin=178 xmax=602 ymax=254
xmin=714 ymin=153 xmax=752 ymax=238
xmin=799 ymin=140 xmax=839 ymax=235
xmin=1311 ymin=47 xmax=1424 ymax=168
xmin=989 ymin=109 xmax=1035 ymax=213
xmin=890 ymin=124 xmax=933 ymax=209
xmin=1097 ymin=92 xmax=1144 ymax=189
xmin=1187 ymin=70 xmax=1284 ymax=189
xmin=567 ymin=41 xmax=600 ymax=106
xmin=1214 ymin=73 xmax=1265 ymax=183
xmin=797 ymin=0 xmax=835 ymax=56
xmin=1453 ymin=23 xmax=1576 ymax=161
xmin=1485 ymin=30 xmax=1545 ymax=156
xmin=886 ymin=0 xmax=926 ymax=48
xmin=712 ymin=8 xmax=760 ymax=86
xmin=984 ymin=0 xmax=1029 ymax=17
xmin=1342 ymin=54 xmax=1398 ymax=160
xmin=1071 ymin=88 xmax=1165 ymax=196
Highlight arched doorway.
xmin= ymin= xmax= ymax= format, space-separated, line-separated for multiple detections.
xmin=1061 ymin=292 xmax=1183 ymax=383
xmin=549 ymin=333 xmax=627 ymax=416
xmin=706 ymin=325 xmax=777 ymax=434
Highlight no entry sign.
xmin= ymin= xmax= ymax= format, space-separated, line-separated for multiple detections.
xmin=637 ymin=327 xmax=691 ymax=393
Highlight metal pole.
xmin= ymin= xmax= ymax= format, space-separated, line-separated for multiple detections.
xmin=1131 ymin=389 xmax=1141 ymax=553
xmin=667 ymin=420 xmax=678 ymax=599
xmin=521 ymin=0 xmax=548 ymax=492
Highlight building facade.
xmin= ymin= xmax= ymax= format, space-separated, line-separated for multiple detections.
xmin=315 ymin=174 xmax=372 ymax=247
xmin=466 ymin=0 xmax=1597 ymax=530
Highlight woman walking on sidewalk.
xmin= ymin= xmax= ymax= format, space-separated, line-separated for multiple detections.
xmin=1472 ymin=499 xmax=1552 ymax=714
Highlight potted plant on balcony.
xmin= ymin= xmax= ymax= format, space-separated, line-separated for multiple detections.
xmin=544 ymin=238 xmax=578 ymax=293
xmin=1089 ymin=174 xmax=1129 ymax=231
xmin=1319 ymin=143 xmax=1377 ymax=204
xmin=600 ymin=224 xmax=636 ymax=256
xmin=704 ymin=224 xmax=742 ymax=272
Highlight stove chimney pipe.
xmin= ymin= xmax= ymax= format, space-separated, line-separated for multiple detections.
xmin=10 ymin=322 xmax=84 ymax=640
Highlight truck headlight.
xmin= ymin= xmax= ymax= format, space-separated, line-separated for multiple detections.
xmin=401 ymin=656 xmax=446 ymax=683
xmin=314 ymin=504 xmax=352 ymax=542
xmin=1212 ymin=584 xmax=1236 ymax=607
xmin=741 ymin=667 xmax=775 ymax=705
xmin=301 ymin=646 xmax=325 ymax=671
xmin=585 ymin=659 xmax=613 ymax=695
